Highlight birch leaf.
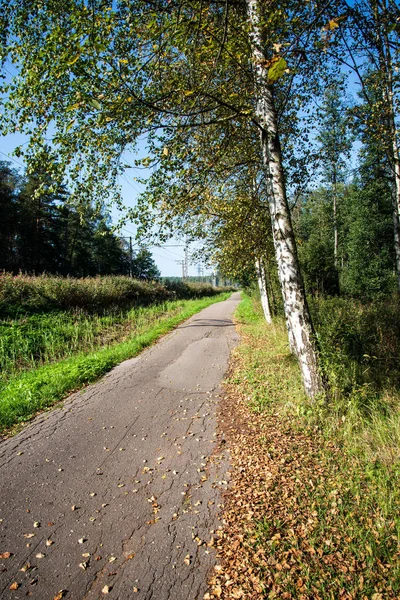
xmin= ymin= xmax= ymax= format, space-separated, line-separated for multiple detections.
xmin=267 ymin=57 xmax=287 ymax=83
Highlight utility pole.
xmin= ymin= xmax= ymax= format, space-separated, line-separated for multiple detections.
xmin=176 ymin=260 xmax=185 ymax=280
xmin=129 ymin=236 xmax=133 ymax=278
xmin=184 ymin=244 xmax=189 ymax=279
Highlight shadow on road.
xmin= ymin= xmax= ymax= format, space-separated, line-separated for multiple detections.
xmin=178 ymin=318 xmax=235 ymax=329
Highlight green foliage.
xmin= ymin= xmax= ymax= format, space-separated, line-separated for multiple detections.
xmin=297 ymin=176 xmax=396 ymax=299
xmin=311 ymin=296 xmax=400 ymax=403
xmin=296 ymin=188 xmax=339 ymax=295
xmin=0 ymin=161 xmax=131 ymax=276
xmin=339 ymin=183 xmax=395 ymax=298
xmin=0 ymin=273 xmax=228 ymax=317
xmin=131 ymin=248 xmax=161 ymax=280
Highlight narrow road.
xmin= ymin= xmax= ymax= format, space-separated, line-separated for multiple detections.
xmin=0 ymin=292 xmax=241 ymax=600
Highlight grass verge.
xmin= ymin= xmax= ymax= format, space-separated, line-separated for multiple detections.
xmin=0 ymin=293 xmax=231 ymax=435
xmin=210 ymin=294 xmax=400 ymax=599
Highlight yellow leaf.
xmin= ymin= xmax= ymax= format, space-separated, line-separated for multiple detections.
xmin=163 ymin=147 xmax=169 ymax=156
xmin=268 ymin=57 xmax=287 ymax=83
xmin=327 ymin=19 xmax=339 ymax=30
xmin=67 ymin=54 xmax=80 ymax=66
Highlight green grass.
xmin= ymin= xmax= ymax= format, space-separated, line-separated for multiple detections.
xmin=0 ymin=293 xmax=231 ymax=433
xmin=227 ymin=293 xmax=400 ymax=597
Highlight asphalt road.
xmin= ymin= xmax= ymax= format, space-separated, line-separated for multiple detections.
xmin=0 ymin=292 xmax=241 ymax=600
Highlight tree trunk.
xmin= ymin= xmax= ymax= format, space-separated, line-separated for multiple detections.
xmin=375 ymin=0 xmax=400 ymax=291
xmin=256 ymin=258 xmax=272 ymax=323
xmin=388 ymin=106 xmax=400 ymax=292
xmin=246 ymin=0 xmax=324 ymax=398
xmin=332 ymin=169 xmax=338 ymax=270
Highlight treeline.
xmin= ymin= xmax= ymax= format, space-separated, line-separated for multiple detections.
xmin=295 ymin=138 xmax=395 ymax=300
xmin=0 ymin=162 xmax=160 ymax=279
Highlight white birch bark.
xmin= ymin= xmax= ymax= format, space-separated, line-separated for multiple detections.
xmin=374 ymin=0 xmax=400 ymax=291
xmin=387 ymin=87 xmax=400 ymax=292
xmin=246 ymin=0 xmax=324 ymax=397
xmin=256 ymin=258 xmax=272 ymax=323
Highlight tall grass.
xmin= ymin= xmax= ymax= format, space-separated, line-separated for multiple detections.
xmin=0 ymin=273 xmax=229 ymax=316
xmin=309 ymin=295 xmax=400 ymax=465
xmin=1 ymin=304 xmax=168 ymax=385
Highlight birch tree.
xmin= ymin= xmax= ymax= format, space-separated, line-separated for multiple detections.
xmin=244 ymin=0 xmax=324 ymax=395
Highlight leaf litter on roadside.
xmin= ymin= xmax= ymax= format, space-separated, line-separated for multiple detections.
xmin=208 ymin=347 xmax=400 ymax=599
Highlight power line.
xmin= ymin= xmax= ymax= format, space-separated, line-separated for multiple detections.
xmin=152 ymin=252 xmax=178 ymax=264
xmin=0 ymin=150 xmax=24 ymax=168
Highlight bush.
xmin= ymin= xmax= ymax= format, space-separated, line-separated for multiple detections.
xmin=0 ymin=273 xmax=231 ymax=316
xmin=310 ymin=295 xmax=400 ymax=408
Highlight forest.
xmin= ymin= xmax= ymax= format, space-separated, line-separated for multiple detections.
xmin=0 ymin=161 xmax=162 ymax=278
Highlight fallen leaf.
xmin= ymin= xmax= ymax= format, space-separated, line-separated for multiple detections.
xmin=20 ymin=563 xmax=30 ymax=572
xmin=33 ymin=522 xmax=40 ymax=528
xmin=9 ymin=582 xmax=19 ymax=590
xmin=36 ymin=553 xmax=45 ymax=559
xmin=109 ymin=556 xmax=116 ymax=563
xmin=46 ymin=539 xmax=54 ymax=546
xmin=24 ymin=533 xmax=35 ymax=539
xmin=79 ymin=562 xmax=88 ymax=570
xmin=53 ymin=591 xmax=67 ymax=600
xmin=78 ymin=538 xmax=86 ymax=544
xmin=184 ymin=554 xmax=191 ymax=565
xmin=102 ymin=585 xmax=111 ymax=594
xmin=0 ymin=552 xmax=12 ymax=559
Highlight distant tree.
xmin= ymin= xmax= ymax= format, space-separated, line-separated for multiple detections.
xmin=131 ymin=249 xmax=160 ymax=280
xmin=297 ymin=188 xmax=340 ymax=296
xmin=92 ymin=219 xmax=130 ymax=276
xmin=0 ymin=161 xmax=20 ymax=272
xmin=316 ymin=79 xmax=353 ymax=284
xmin=16 ymin=169 xmax=67 ymax=273
xmin=340 ymin=138 xmax=395 ymax=298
